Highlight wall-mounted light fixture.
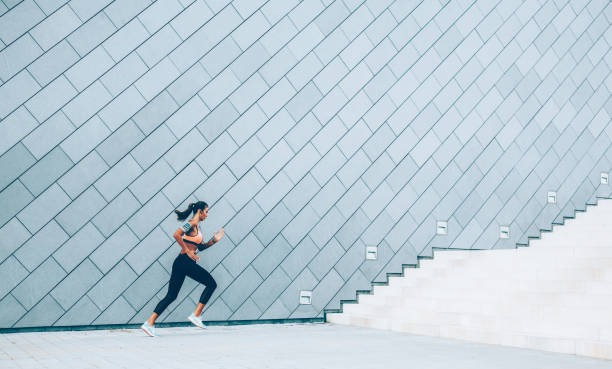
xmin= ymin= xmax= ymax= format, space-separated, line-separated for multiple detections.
xmin=366 ymin=246 xmax=378 ymax=260
xmin=299 ymin=291 xmax=312 ymax=305
xmin=436 ymin=221 xmax=448 ymax=235
xmin=601 ymin=172 xmax=609 ymax=185
xmin=499 ymin=226 xmax=510 ymax=239
xmin=547 ymin=191 xmax=557 ymax=204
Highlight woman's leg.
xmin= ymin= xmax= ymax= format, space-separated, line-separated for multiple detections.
xmin=147 ymin=257 xmax=187 ymax=325
xmin=185 ymin=263 xmax=217 ymax=317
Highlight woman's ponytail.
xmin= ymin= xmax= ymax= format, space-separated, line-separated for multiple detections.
xmin=175 ymin=203 xmax=195 ymax=221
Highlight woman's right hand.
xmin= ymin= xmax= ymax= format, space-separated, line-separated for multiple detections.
xmin=186 ymin=250 xmax=200 ymax=261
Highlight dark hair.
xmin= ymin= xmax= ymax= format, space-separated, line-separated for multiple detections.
xmin=175 ymin=201 xmax=208 ymax=221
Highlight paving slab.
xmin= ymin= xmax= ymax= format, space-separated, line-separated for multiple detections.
xmin=0 ymin=323 xmax=610 ymax=369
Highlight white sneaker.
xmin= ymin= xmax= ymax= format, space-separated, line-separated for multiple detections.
xmin=141 ymin=322 xmax=156 ymax=337
xmin=187 ymin=313 xmax=205 ymax=329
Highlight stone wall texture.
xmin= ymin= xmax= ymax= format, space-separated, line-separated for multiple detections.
xmin=0 ymin=0 xmax=610 ymax=328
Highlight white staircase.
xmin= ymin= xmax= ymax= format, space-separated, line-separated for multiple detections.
xmin=327 ymin=199 xmax=612 ymax=360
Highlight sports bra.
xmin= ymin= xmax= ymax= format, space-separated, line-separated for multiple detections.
xmin=181 ymin=222 xmax=202 ymax=246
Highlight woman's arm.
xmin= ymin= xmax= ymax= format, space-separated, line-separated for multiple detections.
xmin=174 ymin=222 xmax=199 ymax=260
xmin=197 ymin=228 xmax=225 ymax=251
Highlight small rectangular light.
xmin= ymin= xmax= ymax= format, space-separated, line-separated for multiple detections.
xmin=547 ymin=191 xmax=556 ymax=204
xmin=436 ymin=221 xmax=448 ymax=235
xmin=366 ymin=246 xmax=378 ymax=260
xmin=299 ymin=291 xmax=312 ymax=305
xmin=601 ymin=172 xmax=609 ymax=184
xmin=499 ymin=226 xmax=510 ymax=239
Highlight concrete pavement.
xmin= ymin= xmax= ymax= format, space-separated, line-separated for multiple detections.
xmin=1 ymin=323 xmax=611 ymax=369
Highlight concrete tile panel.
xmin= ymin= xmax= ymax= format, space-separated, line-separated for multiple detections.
xmin=138 ymin=0 xmax=183 ymax=34
xmin=231 ymin=10 xmax=270 ymax=51
xmin=199 ymin=67 xmax=241 ymax=110
xmin=162 ymin=161 xmax=207 ymax=206
xmin=94 ymin=154 xmax=143 ymax=202
xmin=253 ymin=201 xmax=292 ymax=246
xmin=226 ymin=168 xmax=265 ymax=211
xmin=12 ymin=257 xmax=65 ymax=310
xmin=13 ymin=110 xmax=70 ymax=161
xmin=30 ymin=4 xmax=81 ymax=51
xmin=17 ymin=184 xmax=70 ymax=233
xmin=14 ymin=294 xmax=64 ymax=328
xmin=167 ymin=62 xmax=211 ymax=106
xmin=93 ymin=296 xmax=135 ymax=325
xmin=337 ymin=150 xmax=371 ymax=189
xmin=14 ymin=220 xmax=68 ymax=272
xmin=311 ymin=116 xmax=346 ymax=156
xmin=0 ymin=218 xmax=29 ymax=264
xmin=135 ymin=57 xmax=180 ymax=101
xmin=252 ymin=234 xmax=292 ymax=280
xmin=258 ymin=77 xmax=296 ymax=118
xmin=200 ymin=37 xmax=241 ymax=77
xmin=220 ymin=265 xmax=262 ymax=312
xmin=125 ymin=226 xmax=172 ymax=274
xmin=335 ymin=206 xmax=370 ymax=250
xmin=102 ymin=18 xmax=150 ymax=61
xmin=64 ymin=46 xmax=115 ymax=92
xmin=0 ymin=34 xmax=42 ymax=81
xmin=137 ymin=24 xmax=181 ymax=68
xmin=287 ymin=52 xmax=323 ymax=90
xmin=284 ymin=143 xmax=321 ymax=184
xmin=0 ymin=0 xmax=45 ymax=44
xmin=92 ymin=189 xmax=141 ymax=237
xmin=309 ymin=176 xmax=345 ymax=217
xmin=0 ymin=136 xmax=32 ymax=184
xmin=226 ymin=135 xmax=267 ymax=178
xmin=194 ymin=165 xmax=237 ymax=205
xmin=53 ymin=222 xmax=104 ymax=272
xmin=55 ymin=187 xmax=107 ymax=235
xmin=222 ymin=232 xmax=264 ymax=277
xmin=101 ymin=52 xmax=148 ymax=97
xmin=251 ymin=267 xmax=291 ymax=313
xmin=166 ymin=96 xmax=210 ymax=139
xmin=50 ymin=258 xmax=102 ymax=310
xmin=224 ymin=200 xmax=265 ymax=245
xmin=87 ymin=260 xmax=137 ymax=310
xmin=123 ymin=261 xmax=168 ymax=311
xmin=230 ymin=297 xmax=263 ymax=320
xmin=54 ymin=295 xmax=99 ymax=326
xmin=285 ymin=113 xmax=321 ymax=152
xmin=282 ymin=173 xmax=320 ymax=216
xmin=170 ymin=0 xmax=213 ymax=40
xmin=311 ymin=267 xmax=344 ymax=311
xmin=104 ymin=0 xmax=150 ymax=28
xmin=0 ymin=108 xmax=37 ymax=159
xmin=0 ymin=294 xmax=26 ymax=327
xmin=132 ymin=124 xmax=177 ymax=170
xmin=0 ymin=256 xmax=28 ymax=301
xmin=61 ymin=115 xmax=110 ymax=162
xmin=89 ymin=226 xmax=137 ymax=276
xmin=0 ymin=70 xmax=40 ymax=120
xmin=334 ymin=238 xmax=366 ymax=280
xmin=310 ymin=206 xmax=345 ymax=249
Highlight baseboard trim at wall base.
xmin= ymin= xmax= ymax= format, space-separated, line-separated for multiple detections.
xmin=0 ymin=318 xmax=325 ymax=334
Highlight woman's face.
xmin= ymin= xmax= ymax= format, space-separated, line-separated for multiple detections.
xmin=198 ymin=206 xmax=209 ymax=221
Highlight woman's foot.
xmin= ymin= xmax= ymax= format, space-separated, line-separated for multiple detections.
xmin=141 ymin=322 xmax=156 ymax=337
xmin=187 ymin=313 xmax=205 ymax=329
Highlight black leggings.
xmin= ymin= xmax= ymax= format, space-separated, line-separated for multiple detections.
xmin=154 ymin=253 xmax=217 ymax=315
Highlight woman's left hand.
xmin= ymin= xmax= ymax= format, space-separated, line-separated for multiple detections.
xmin=213 ymin=228 xmax=224 ymax=242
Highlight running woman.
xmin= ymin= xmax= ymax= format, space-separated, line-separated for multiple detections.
xmin=141 ymin=201 xmax=224 ymax=337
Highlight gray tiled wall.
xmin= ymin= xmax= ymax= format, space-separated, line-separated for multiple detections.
xmin=0 ymin=0 xmax=610 ymax=328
